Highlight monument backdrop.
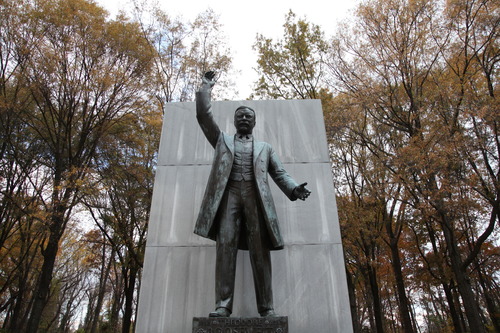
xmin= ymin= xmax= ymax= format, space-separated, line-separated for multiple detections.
xmin=136 ymin=99 xmax=353 ymax=332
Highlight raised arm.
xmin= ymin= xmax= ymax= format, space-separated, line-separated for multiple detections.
xmin=196 ymin=71 xmax=220 ymax=148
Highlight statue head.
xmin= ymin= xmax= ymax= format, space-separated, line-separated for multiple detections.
xmin=234 ymin=106 xmax=256 ymax=135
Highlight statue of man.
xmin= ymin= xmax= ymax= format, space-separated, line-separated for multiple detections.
xmin=194 ymin=71 xmax=311 ymax=318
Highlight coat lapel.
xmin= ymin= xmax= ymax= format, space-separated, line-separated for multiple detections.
xmin=253 ymin=140 xmax=265 ymax=166
xmin=222 ymin=133 xmax=235 ymax=156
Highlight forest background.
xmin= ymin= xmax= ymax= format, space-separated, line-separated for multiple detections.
xmin=0 ymin=0 xmax=498 ymax=332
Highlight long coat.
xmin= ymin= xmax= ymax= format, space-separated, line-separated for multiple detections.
xmin=194 ymin=89 xmax=299 ymax=250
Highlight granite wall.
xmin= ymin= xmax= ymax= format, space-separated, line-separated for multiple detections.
xmin=136 ymin=99 xmax=353 ymax=332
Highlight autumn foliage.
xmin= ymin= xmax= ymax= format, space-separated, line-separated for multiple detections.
xmin=0 ymin=0 xmax=498 ymax=332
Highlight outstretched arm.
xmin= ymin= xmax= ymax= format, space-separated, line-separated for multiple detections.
xmin=196 ymin=71 xmax=220 ymax=148
xmin=268 ymin=148 xmax=311 ymax=201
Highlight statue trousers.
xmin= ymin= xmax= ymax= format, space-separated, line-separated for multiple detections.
xmin=215 ymin=180 xmax=273 ymax=314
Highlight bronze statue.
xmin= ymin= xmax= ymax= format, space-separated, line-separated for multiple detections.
xmin=194 ymin=71 xmax=311 ymax=318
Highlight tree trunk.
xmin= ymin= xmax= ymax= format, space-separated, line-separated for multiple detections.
xmin=440 ymin=212 xmax=486 ymax=332
xmin=8 ymin=273 xmax=27 ymax=331
xmin=26 ymin=231 xmax=61 ymax=332
xmin=90 ymin=245 xmax=114 ymax=333
xmin=442 ymin=281 xmax=465 ymax=333
xmin=367 ymin=263 xmax=384 ymax=333
xmin=384 ymin=207 xmax=415 ymax=333
xmin=387 ymin=239 xmax=415 ymax=333
xmin=83 ymin=290 xmax=97 ymax=332
xmin=345 ymin=265 xmax=362 ymax=333
xmin=477 ymin=267 xmax=500 ymax=333
xmin=122 ymin=266 xmax=138 ymax=333
xmin=109 ymin=268 xmax=123 ymax=331
xmin=424 ymin=220 xmax=465 ymax=333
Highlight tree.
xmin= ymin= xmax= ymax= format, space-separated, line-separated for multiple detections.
xmin=0 ymin=0 xmax=156 ymax=330
xmin=253 ymin=10 xmax=328 ymax=99
xmin=1 ymin=1 xmax=58 ymax=330
xmin=326 ymin=0 xmax=498 ymax=331
xmin=134 ymin=4 xmax=235 ymax=105
xmin=84 ymin=103 xmax=161 ymax=333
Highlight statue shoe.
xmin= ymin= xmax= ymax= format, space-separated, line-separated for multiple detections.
xmin=209 ymin=307 xmax=231 ymax=317
xmin=260 ymin=309 xmax=278 ymax=317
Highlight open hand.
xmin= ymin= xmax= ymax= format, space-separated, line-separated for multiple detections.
xmin=293 ymin=182 xmax=311 ymax=201
xmin=202 ymin=71 xmax=216 ymax=88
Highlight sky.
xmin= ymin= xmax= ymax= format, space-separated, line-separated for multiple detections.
xmin=95 ymin=0 xmax=358 ymax=99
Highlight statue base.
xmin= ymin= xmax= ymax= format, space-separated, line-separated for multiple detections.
xmin=192 ymin=316 xmax=288 ymax=332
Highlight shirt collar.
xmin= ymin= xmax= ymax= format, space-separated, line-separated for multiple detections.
xmin=236 ymin=133 xmax=253 ymax=141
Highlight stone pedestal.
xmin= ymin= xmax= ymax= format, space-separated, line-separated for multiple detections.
xmin=193 ymin=317 xmax=288 ymax=333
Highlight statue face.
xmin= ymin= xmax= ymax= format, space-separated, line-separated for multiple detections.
xmin=234 ymin=108 xmax=256 ymax=135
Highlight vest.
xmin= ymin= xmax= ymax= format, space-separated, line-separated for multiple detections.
xmin=229 ymin=135 xmax=254 ymax=181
